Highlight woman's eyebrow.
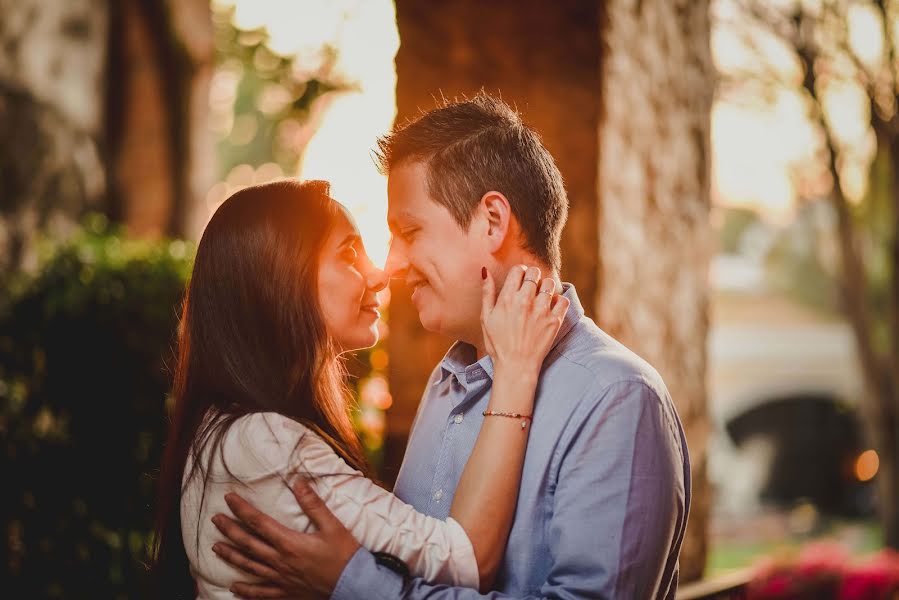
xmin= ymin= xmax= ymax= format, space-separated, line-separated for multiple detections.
xmin=339 ymin=234 xmax=362 ymax=248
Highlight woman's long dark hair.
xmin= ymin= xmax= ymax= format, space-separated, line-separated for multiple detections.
xmin=149 ymin=179 xmax=370 ymax=598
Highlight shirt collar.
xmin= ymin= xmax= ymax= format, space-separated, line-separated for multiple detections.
xmin=437 ymin=282 xmax=584 ymax=386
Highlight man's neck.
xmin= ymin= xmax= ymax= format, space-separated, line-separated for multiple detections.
xmin=464 ymin=331 xmax=487 ymax=362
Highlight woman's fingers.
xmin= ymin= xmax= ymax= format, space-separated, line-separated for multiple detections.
xmin=499 ymin=264 xmax=528 ymax=302
xmin=551 ymin=294 xmax=570 ymax=322
xmin=482 ymin=265 xmax=567 ymax=367
xmin=517 ymin=266 xmax=542 ymax=300
xmin=534 ymin=278 xmax=556 ymax=311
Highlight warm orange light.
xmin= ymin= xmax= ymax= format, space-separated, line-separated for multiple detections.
xmin=711 ymin=4 xmax=880 ymax=218
xmin=855 ymin=449 xmax=879 ymax=482
xmin=369 ymin=348 xmax=389 ymax=371
xmin=212 ymin=0 xmax=398 ymax=266
xmin=360 ymin=376 xmax=393 ymax=410
xmin=374 ymin=393 xmax=393 ymax=411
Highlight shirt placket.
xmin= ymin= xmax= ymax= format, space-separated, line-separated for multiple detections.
xmin=426 ymin=368 xmax=490 ymax=517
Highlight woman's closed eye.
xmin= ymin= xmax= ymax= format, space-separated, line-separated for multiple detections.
xmin=340 ymin=245 xmax=358 ymax=264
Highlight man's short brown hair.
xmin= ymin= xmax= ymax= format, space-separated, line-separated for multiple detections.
xmin=375 ymin=93 xmax=568 ymax=272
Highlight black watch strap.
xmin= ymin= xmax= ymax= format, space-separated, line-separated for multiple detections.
xmin=372 ymin=551 xmax=411 ymax=580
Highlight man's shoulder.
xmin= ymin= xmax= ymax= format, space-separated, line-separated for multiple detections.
xmin=549 ymin=316 xmax=667 ymax=398
xmin=546 ymin=318 xmax=689 ymax=475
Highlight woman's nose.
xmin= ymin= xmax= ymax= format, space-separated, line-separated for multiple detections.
xmin=366 ymin=265 xmax=388 ymax=293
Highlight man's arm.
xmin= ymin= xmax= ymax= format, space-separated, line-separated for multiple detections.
xmin=328 ymin=379 xmax=689 ymax=600
xmin=215 ymin=379 xmax=689 ymax=600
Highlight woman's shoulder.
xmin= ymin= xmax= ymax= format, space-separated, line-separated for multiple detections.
xmin=229 ymin=411 xmax=312 ymax=437
xmin=210 ymin=411 xmax=355 ymax=478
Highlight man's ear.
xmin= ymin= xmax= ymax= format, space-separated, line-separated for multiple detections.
xmin=479 ymin=191 xmax=512 ymax=253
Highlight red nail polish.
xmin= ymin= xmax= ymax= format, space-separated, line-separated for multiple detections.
xmin=481 ymin=267 xmax=487 ymax=280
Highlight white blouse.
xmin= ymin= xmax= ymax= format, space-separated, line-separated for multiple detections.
xmin=180 ymin=412 xmax=479 ymax=600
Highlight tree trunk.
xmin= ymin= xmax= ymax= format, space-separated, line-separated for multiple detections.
xmin=0 ymin=0 xmax=108 ymax=275
xmin=0 ymin=0 xmax=212 ymax=280
xmin=806 ymin=49 xmax=899 ymax=549
xmin=387 ymin=0 xmax=603 ymax=482
xmin=389 ymin=0 xmax=713 ymax=579
xmin=105 ymin=0 xmax=213 ymax=240
xmin=873 ymin=128 xmax=899 ymax=550
xmin=597 ymin=0 xmax=714 ymax=581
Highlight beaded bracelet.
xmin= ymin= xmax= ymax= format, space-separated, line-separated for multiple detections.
xmin=482 ymin=409 xmax=533 ymax=429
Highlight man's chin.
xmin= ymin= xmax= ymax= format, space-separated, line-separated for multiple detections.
xmin=416 ymin=307 xmax=444 ymax=335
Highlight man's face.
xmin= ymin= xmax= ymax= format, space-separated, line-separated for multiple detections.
xmin=385 ymin=162 xmax=486 ymax=342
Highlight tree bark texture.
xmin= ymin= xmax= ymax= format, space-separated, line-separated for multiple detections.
xmin=389 ymin=0 xmax=714 ymax=580
xmin=387 ymin=0 xmax=604 ymax=484
xmin=0 ymin=0 xmax=212 ymax=281
xmin=596 ymin=0 xmax=714 ymax=580
xmin=0 ymin=0 xmax=108 ymax=274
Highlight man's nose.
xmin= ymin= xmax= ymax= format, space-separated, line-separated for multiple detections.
xmin=383 ymin=242 xmax=408 ymax=279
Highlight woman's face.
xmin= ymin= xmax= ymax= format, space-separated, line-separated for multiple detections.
xmin=317 ymin=207 xmax=387 ymax=352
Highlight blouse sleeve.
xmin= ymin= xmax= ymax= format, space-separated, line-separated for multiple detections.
xmin=220 ymin=412 xmax=479 ymax=588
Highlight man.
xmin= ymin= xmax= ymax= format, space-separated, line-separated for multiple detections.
xmin=212 ymin=93 xmax=691 ymax=599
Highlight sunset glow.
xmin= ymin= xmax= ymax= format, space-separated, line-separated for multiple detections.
xmin=712 ymin=0 xmax=880 ymax=223
xmin=210 ymin=0 xmax=882 ymax=238
xmin=213 ymin=0 xmax=398 ymax=266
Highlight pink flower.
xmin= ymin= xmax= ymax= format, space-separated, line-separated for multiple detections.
xmin=839 ymin=550 xmax=899 ymax=600
xmin=797 ymin=542 xmax=849 ymax=578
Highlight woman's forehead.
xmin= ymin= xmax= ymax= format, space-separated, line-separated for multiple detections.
xmin=332 ymin=202 xmax=360 ymax=237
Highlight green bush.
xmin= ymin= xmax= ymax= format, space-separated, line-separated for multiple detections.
xmin=0 ymin=215 xmax=194 ymax=599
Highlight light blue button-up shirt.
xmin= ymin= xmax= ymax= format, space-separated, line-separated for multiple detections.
xmin=333 ymin=284 xmax=691 ymax=599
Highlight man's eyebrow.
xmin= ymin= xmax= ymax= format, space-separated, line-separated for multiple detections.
xmin=387 ymin=212 xmax=418 ymax=232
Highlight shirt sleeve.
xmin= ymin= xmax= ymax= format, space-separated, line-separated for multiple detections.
xmin=331 ymin=379 xmax=690 ymax=600
xmin=236 ymin=413 xmax=480 ymax=589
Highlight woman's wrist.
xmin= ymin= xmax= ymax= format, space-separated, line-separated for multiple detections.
xmin=492 ymin=360 xmax=540 ymax=384
xmin=492 ymin=371 xmax=539 ymax=394
xmin=489 ymin=367 xmax=538 ymax=414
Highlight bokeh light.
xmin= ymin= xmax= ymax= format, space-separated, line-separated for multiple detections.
xmin=855 ymin=450 xmax=880 ymax=482
xmin=213 ymin=0 xmax=398 ymax=267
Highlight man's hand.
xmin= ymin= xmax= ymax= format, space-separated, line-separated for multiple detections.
xmin=211 ymin=478 xmax=360 ymax=599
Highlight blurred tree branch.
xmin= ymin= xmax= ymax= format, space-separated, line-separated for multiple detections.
xmin=725 ymin=0 xmax=899 ymax=548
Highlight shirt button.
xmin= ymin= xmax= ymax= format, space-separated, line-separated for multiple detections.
xmin=433 ymin=489 xmax=444 ymax=501
xmin=453 ymin=414 xmax=464 ymax=424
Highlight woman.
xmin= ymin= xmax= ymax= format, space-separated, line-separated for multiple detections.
xmin=151 ymin=179 xmax=568 ymax=598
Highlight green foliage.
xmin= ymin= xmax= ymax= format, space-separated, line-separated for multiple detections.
xmin=764 ymin=142 xmax=897 ymax=336
xmin=0 ymin=10 xmax=373 ymax=598
xmin=764 ymin=201 xmax=841 ymax=314
xmin=211 ymin=3 xmax=345 ymax=180
xmin=0 ymin=215 xmax=194 ymax=598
